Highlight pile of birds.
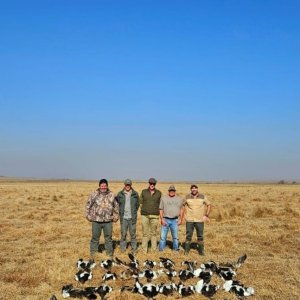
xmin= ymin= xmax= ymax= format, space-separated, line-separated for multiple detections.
xmin=51 ymin=253 xmax=254 ymax=299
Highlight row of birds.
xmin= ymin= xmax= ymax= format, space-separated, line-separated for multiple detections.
xmin=52 ymin=253 xmax=254 ymax=299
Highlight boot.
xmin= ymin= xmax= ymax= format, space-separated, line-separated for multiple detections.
xmin=184 ymin=242 xmax=191 ymax=255
xmin=197 ymin=243 xmax=205 ymax=256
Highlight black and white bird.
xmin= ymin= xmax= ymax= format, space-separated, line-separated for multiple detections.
xmin=223 ymin=280 xmax=254 ymax=298
xmin=200 ymin=261 xmax=218 ymax=272
xmin=181 ymin=260 xmax=197 ymax=271
xmin=216 ymin=267 xmax=236 ymax=281
xmin=95 ymin=284 xmax=113 ymax=300
xmin=193 ymin=268 xmax=213 ymax=283
xmin=143 ymin=260 xmax=157 ymax=269
xmin=158 ymin=282 xmax=177 ymax=296
xmin=128 ymin=253 xmax=139 ymax=270
xmin=195 ymin=279 xmax=220 ymax=298
xmin=138 ymin=282 xmax=160 ymax=299
xmin=76 ymin=259 xmax=96 ymax=270
xmin=164 ymin=269 xmax=177 ymax=280
xmin=159 ymin=257 xmax=175 ymax=270
xmin=177 ymin=282 xmax=195 ymax=297
xmin=62 ymin=285 xmax=97 ymax=299
xmin=50 ymin=295 xmax=57 ymax=300
xmin=220 ymin=254 xmax=247 ymax=270
xmin=102 ymin=271 xmax=117 ymax=281
xmin=179 ymin=270 xmax=195 ymax=281
xmin=100 ymin=259 xmax=116 ymax=270
xmin=75 ymin=269 xmax=93 ymax=284
xmin=139 ymin=269 xmax=158 ymax=282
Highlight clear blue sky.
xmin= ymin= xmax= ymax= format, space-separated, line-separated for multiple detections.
xmin=0 ymin=0 xmax=299 ymax=181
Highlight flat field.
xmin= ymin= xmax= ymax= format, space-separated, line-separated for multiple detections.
xmin=0 ymin=180 xmax=299 ymax=299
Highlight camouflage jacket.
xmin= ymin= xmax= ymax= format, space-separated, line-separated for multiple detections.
xmin=85 ymin=189 xmax=119 ymax=222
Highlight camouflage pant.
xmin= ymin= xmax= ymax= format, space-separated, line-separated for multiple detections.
xmin=90 ymin=221 xmax=113 ymax=256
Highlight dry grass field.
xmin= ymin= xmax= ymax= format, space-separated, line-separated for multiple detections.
xmin=0 ymin=179 xmax=299 ymax=300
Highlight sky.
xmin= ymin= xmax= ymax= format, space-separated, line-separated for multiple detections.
xmin=0 ymin=0 xmax=299 ymax=182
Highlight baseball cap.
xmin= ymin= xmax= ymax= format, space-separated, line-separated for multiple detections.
xmin=168 ymin=185 xmax=176 ymax=191
xmin=124 ymin=179 xmax=132 ymax=186
xmin=148 ymin=178 xmax=157 ymax=184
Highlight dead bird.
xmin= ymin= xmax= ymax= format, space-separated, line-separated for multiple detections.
xmin=223 ymin=280 xmax=254 ymax=298
xmin=159 ymin=257 xmax=175 ymax=270
xmin=75 ymin=269 xmax=93 ymax=284
xmin=159 ymin=282 xmax=177 ymax=296
xmin=178 ymin=269 xmax=195 ymax=281
xmin=76 ymin=258 xmax=96 ymax=270
xmin=181 ymin=260 xmax=197 ymax=271
xmin=102 ymin=271 xmax=117 ymax=281
xmin=195 ymin=279 xmax=220 ymax=298
xmin=100 ymin=258 xmax=117 ymax=270
xmin=95 ymin=284 xmax=113 ymax=300
xmin=177 ymin=281 xmax=195 ymax=297
xmin=143 ymin=259 xmax=157 ymax=269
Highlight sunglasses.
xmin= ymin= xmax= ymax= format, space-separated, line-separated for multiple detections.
xmin=149 ymin=183 xmax=156 ymax=186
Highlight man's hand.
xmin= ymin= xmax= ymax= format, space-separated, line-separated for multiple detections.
xmin=203 ymin=215 xmax=210 ymax=223
xmin=178 ymin=218 xmax=182 ymax=225
xmin=161 ymin=218 xmax=167 ymax=226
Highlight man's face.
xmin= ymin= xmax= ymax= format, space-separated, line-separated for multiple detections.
xmin=124 ymin=184 xmax=132 ymax=192
xmin=168 ymin=190 xmax=176 ymax=197
xmin=191 ymin=187 xmax=198 ymax=195
xmin=149 ymin=183 xmax=156 ymax=191
xmin=99 ymin=183 xmax=108 ymax=193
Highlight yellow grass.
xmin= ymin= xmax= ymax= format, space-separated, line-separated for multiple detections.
xmin=0 ymin=180 xmax=299 ymax=299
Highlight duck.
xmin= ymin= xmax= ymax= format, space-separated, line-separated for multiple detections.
xmin=220 ymin=254 xmax=247 ymax=270
xmin=200 ymin=261 xmax=217 ymax=272
xmin=95 ymin=284 xmax=113 ymax=300
xmin=74 ymin=269 xmax=93 ymax=284
xmin=164 ymin=269 xmax=177 ymax=280
xmin=158 ymin=282 xmax=177 ymax=296
xmin=143 ymin=260 xmax=157 ymax=269
xmin=102 ymin=271 xmax=117 ymax=281
xmin=177 ymin=282 xmax=195 ymax=297
xmin=138 ymin=282 xmax=159 ymax=299
xmin=181 ymin=260 xmax=197 ymax=271
xmin=128 ymin=253 xmax=139 ymax=270
xmin=139 ymin=269 xmax=158 ymax=282
xmin=100 ymin=259 xmax=116 ymax=270
xmin=195 ymin=279 xmax=220 ymax=298
xmin=62 ymin=285 xmax=97 ymax=299
xmin=216 ymin=267 xmax=236 ymax=281
xmin=76 ymin=258 xmax=96 ymax=270
xmin=193 ymin=268 xmax=213 ymax=283
xmin=223 ymin=280 xmax=254 ymax=298
xmin=159 ymin=257 xmax=175 ymax=270
xmin=178 ymin=270 xmax=194 ymax=281
xmin=49 ymin=295 xmax=57 ymax=300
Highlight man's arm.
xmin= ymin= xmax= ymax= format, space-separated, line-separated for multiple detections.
xmin=178 ymin=206 xmax=185 ymax=225
xmin=159 ymin=209 xmax=166 ymax=225
xmin=203 ymin=204 xmax=211 ymax=222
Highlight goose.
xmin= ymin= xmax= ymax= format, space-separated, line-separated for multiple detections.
xmin=138 ymin=283 xmax=159 ymax=299
xmin=158 ymin=282 xmax=177 ymax=296
xmin=181 ymin=260 xmax=197 ymax=271
xmin=75 ymin=269 xmax=93 ymax=284
xmin=223 ymin=280 xmax=254 ymax=298
xmin=220 ymin=254 xmax=247 ymax=270
xmin=193 ymin=268 xmax=213 ymax=283
xmin=200 ymin=261 xmax=217 ymax=272
xmin=102 ymin=271 xmax=117 ymax=281
xmin=195 ymin=279 xmax=220 ymax=298
xmin=128 ymin=253 xmax=139 ymax=270
xmin=62 ymin=285 xmax=97 ymax=299
xmin=178 ymin=270 xmax=194 ymax=281
xmin=216 ymin=267 xmax=236 ymax=281
xmin=139 ymin=269 xmax=158 ymax=282
xmin=76 ymin=259 xmax=96 ymax=270
xmin=95 ymin=284 xmax=113 ymax=300
xmin=159 ymin=257 xmax=175 ymax=270
xmin=143 ymin=260 xmax=157 ymax=269
xmin=100 ymin=259 xmax=116 ymax=270
xmin=177 ymin=282 xmax=195 ymax=297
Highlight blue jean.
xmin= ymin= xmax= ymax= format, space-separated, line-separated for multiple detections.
xmin=159 ymin=218 xmax=179 ymax=251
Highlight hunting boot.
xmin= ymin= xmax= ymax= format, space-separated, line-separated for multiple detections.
xmin=184 ymin=242 xmax=191 ymax=255
xmin=197 ymin=242 xmax=205 ymax=256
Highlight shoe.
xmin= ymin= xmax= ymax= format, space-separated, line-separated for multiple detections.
xmin=197 ymin=243 xmax=205 ymax=256
xmin=184 ymin=242 xmax=191 ymax=255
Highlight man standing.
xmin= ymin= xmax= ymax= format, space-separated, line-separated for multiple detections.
xmin=140 ymin=178 xmax=162 ymax=253
xmin=183 ymin=184 xmax=211 ymax=256
xmin=85 ymin=179 xmax=119 ymax=258
xmin=159 ymin=185 xmax=184 ymax=252
xmin=116 ymin=179 xmax=140 ymax=254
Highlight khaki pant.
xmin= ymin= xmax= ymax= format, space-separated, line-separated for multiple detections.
xmin=141 ymin=215 xmax=159 ymax=252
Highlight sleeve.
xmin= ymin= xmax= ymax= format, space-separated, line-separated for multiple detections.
xmin=85 ymin=193 xmax=94 ymax=220
xmin=136 ymin=193 xmax=140 ymax=210
xmin=112 ymin=194 xmax=120 ymax=221
xmin=204 ymin=195 xmax=211 ymax=206
xmin=139 ymin=190 xmax=144 ymax=205
xmin=159 ymin=197 xmax=164 ymax=210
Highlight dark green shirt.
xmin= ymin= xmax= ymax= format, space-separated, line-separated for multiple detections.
xmin=140 ymin=189 xmax=162 ymax=215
